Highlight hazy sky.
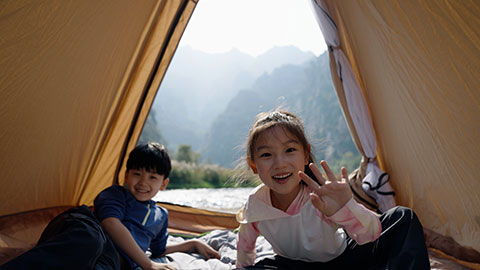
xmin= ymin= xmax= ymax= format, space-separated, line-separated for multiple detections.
xmin=179 ymin=0 xmax=327 ymax=57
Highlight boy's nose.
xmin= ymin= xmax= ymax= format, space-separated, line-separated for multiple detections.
xmin=138 ymin=176 xmax=148 ymax=185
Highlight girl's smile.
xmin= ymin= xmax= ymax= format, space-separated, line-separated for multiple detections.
xmin=248 ymin=126 xmax=310 ymax=210
xmin=272 ymin=172 xmax=293 ymax=183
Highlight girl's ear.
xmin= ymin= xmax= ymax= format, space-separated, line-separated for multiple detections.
xmin=304 ymin=144 xmax=311 ymax=165
xmin=247 ymin=158 xmax=258 ymax=174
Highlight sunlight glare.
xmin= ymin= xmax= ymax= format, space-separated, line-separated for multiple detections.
xmin=180 ymin=0 xmax=327 ymax=57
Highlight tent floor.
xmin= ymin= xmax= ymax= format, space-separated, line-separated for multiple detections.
xmin=429 ymin=249 xmax=479 ymax=269
xmin=0 ymin=206 xmax=479 ymax=269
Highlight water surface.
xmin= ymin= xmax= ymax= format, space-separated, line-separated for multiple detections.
xmin=154 ymin=187 xmax=255 ymax=213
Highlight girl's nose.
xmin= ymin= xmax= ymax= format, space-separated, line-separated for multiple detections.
xmin=273 ymin=154 xmax=287 ymax=168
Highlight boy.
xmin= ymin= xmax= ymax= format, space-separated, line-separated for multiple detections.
xmin=94 ymin=142 xmax=219 ymax=270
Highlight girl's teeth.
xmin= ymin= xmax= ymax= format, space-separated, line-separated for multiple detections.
xmin=273 ymin=173 xmax=291 ymax=179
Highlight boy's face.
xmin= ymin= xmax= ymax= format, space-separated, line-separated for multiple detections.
xmin=124 ymin=168 xmax=169 ymax=202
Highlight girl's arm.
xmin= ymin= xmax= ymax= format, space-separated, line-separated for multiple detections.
xmin=236 ymin=222 xmax=259 ymax=267
xmin=326 ymin=198 xmax=381 ymax=244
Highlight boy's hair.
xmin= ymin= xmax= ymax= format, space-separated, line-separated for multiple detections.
xmin=126 ymin=142 xmax=171 ymax=178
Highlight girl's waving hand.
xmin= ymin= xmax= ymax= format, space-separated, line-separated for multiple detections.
xmin=299 ymin=161 xmax=353 ymax=216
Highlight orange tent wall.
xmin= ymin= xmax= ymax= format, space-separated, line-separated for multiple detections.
xmin=323 ymin=0 xmax=480 ymax=253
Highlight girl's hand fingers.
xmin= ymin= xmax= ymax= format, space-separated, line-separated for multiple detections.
xmin=298 ymin=170 xmax=321 ymax=192
xmin=341 ymin=167 xmax=348 ymax=182
xmin=308 ymin=162 xmax=326 ymax=186
xmin=309 ymin=193 xmax=326 ymax=213
xmin=299 ymin=170 xmax=330 ymax=198
xmin=320 ymin=160 xmax=337 ymax=182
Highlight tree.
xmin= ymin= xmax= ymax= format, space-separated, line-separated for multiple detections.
xmin=175 ymin=144 xmax=200 ymax=164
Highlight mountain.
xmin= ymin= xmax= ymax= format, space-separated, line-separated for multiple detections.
xmin=149 ymin=45 xmax=316 ymax=152
xmin=203 ymin=52 xmax=359 ymax=169
xmin=252 ymin=45 xmax=317 ymax=75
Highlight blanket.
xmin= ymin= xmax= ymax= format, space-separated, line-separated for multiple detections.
xmin=165 ymin=230 xmax=473 ymax=270
xmin=165 ymin=230 xmax=273 ymax=270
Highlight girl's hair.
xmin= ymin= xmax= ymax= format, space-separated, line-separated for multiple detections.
xmin=245 ymin=110 xmax=318 ymax=183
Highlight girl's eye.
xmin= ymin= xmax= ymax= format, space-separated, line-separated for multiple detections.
xmin=259 ymin=152 xmax=271 ymax=158
xmin=286 ymin=148 xmax=296 ymax=153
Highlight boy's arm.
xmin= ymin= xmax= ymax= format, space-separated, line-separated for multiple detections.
xmin=161 ymin=239 xmax=220 ymax=260
xmin=101 ymin=217 xmax=175 ymax=270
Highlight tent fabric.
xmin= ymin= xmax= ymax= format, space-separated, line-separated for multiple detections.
xmin=1 ymin=0 xmax=480 ymax=266
xmin=158 ymin=203 xmax=239 ymax=236
xmin=310 ymin=0 xmax=396 ymax=213
xmin=0 ymin=0 xmax=196 ymax=217
xmin=318 ymin=0 xmax=480 ymax=257
xmin=115 ymin=0 xmax=198 ymax=189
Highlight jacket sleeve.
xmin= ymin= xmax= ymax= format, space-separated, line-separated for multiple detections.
xmin=326 ymin=198 xmax=382 ymax=244
xmin=94 ymin=186 xmax=126 ymax=222
xmin=236 ymin=222 xmax=259 ymax=267
xmin=149 ymin=213 xmax=169 ymax=257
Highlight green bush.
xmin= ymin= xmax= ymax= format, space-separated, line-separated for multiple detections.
xmin=329 ymin=151 xmax=362 ymax=175
xmin=167 ymin=161 xmax=257 ymax=189
xmin=167 ymin=151 xmax=361 ymax=189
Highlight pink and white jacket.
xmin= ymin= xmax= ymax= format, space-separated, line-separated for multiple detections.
xmin=236 ymin=184 xmax=381 ymax=267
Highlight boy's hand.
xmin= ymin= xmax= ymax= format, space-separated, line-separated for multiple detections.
xmin=192 ymin=239 xmax=221 ymax=260
xmin=299 ymin=161 xmax=353 ymax=216
xmin=149 ymin=261 xmax=177 ymax=270
xmin=163 ymin=239 xmax=220 ymax=260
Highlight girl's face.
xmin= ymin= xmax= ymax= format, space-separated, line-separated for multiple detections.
xmin=248 ymin=126 xmax=310 ymax=210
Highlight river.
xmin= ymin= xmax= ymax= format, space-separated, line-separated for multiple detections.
xmin=153 ymin=187 xmax=255 ymax=214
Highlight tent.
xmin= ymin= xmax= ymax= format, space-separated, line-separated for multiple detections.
xmin=0 ymin=0 xmax=479 ymax=268
xmin=309 ymin=0 xmax=480 ymax=267
xmin=0 ymin=0 xmax=199 ymax=261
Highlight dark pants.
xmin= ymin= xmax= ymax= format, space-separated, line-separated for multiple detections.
xmin=0 ymin=205 xmax=120 ymax=270
xmin=244 ymin=206 xmax=430 ymax=270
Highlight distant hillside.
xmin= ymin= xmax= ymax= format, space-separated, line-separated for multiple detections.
xmin=150 ymin=45 xmax=316 ymax=152
xmin=140 ymin=46 xmax=360 ymax=172
xmin=202 ymin=52 xmax=360 ymax=171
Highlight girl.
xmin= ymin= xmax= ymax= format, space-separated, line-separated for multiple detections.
xmin=236 ymin=110 xmax=429 ymax=269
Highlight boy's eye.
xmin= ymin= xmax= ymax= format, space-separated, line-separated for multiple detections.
xmin=286 ymin=148 xmax=296 ymax=153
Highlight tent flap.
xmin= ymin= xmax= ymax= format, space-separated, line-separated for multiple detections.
xmin=321 ymin=0 xmax=480 ymax=255
xmin=0 ymin=0 xmax=196 ymax=216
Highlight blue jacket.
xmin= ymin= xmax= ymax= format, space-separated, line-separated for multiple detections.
xmin=94 ymin=185 xmax=168 ymax=268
